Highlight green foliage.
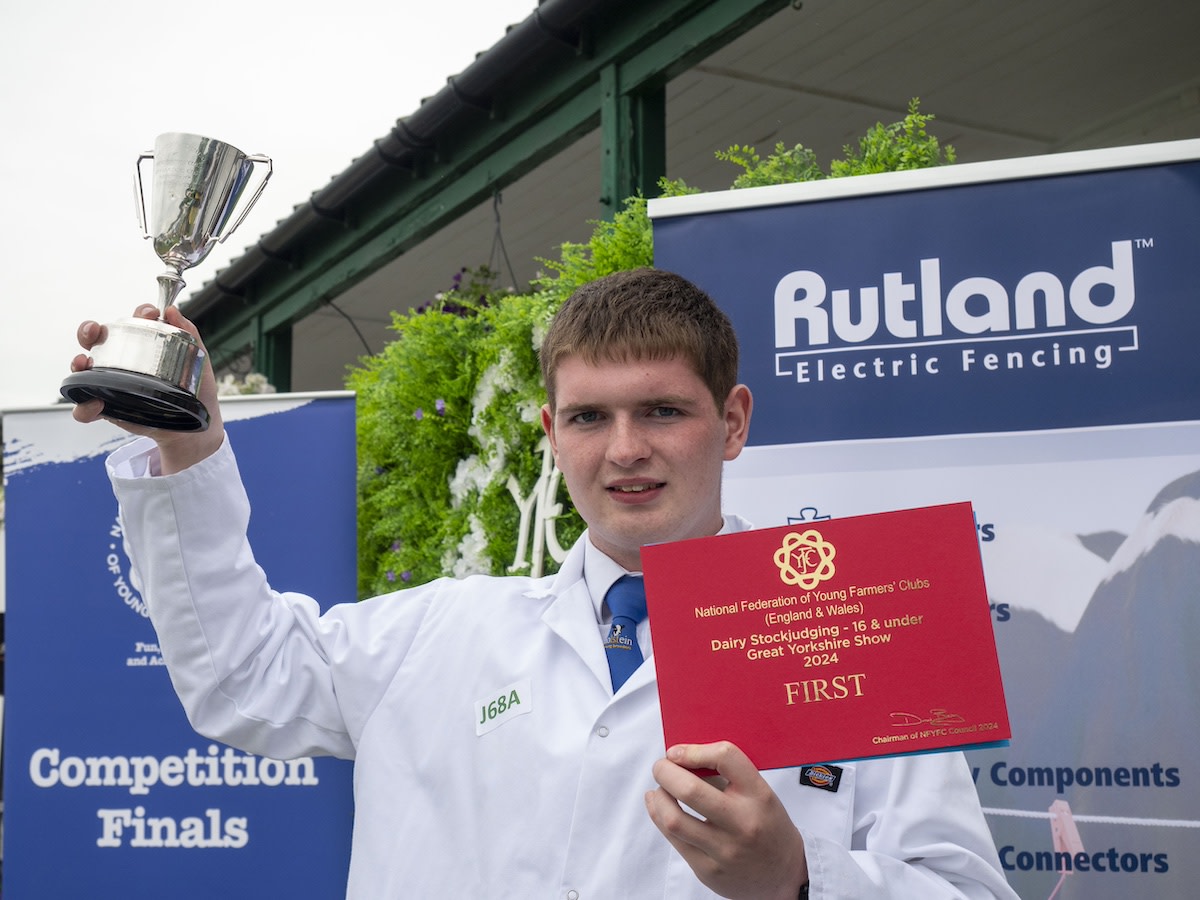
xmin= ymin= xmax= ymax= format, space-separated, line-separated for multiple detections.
xmin=459 ymin=287 xmax=584 ymax=579
xmin=349 ymin=102 xmax=955 ymax=595
xmin=534 ymin=193 xmax=656 ymax=305
xmin=657 ymin=176 xmax=702 ymax=198
xmin=715 ymin=142 xmax=824 ymax=188
xmin=349 ymin=276 xmax=487 ymax=597
xmin=350 ymin=267 xmax=586 ymax=598
xmin=829 ymin=98 xmax=956 ymax=177
xmin=716 ymin=98 xmax=955 ymax=186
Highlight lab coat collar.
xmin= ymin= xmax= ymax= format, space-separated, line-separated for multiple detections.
xmin=535 ymin=533 xmax=656 ymax=698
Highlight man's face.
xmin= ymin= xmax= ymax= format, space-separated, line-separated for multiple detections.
xmin=541 ymin=354 xmax=751 ymax=571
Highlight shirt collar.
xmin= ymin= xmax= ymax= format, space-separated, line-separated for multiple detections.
xmin=581 ymin=514 xmax=749 ymax=622
xmin=582 ymin=539 xmax=635 ymax=623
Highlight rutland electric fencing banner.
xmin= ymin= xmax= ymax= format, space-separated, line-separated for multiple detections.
xmin=650 ymin=139 xmax=1200 ymax=900
xmin=2 ymin=394 xmax=356 ymax=898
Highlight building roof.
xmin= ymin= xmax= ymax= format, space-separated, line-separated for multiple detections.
xmin=186 ymin=0 xmax=1200 ymax=390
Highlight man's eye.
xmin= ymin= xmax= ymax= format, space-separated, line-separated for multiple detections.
xmin=651 ymin=407 xmax=681 ymax=418
xmin=571 ymin=410 xmax=600 ymax=424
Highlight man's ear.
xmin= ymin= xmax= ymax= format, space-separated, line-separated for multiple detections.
xmin=540 ymin=404 xmax=558 ymax=458
xmin=722 ymin=384 xmax=753 ymax=461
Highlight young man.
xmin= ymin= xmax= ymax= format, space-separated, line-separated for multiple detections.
xmin=71 ymin=268 xmax=1017 ymax=898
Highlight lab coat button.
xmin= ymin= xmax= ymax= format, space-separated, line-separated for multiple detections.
xmin=595 ymin=725 xmax=610 ymax=738
xmin=565 ymin=890 xmax=580 ymax=900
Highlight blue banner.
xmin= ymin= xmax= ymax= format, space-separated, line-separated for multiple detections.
xmin=654 ymin=156 xmax=1200 ymax=446
xmin=651 ymin=141 xmax=1200 ymax=900
xmin=3 ymin=395 xmax=356 ymax=898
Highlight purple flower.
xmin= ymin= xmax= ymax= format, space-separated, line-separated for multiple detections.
xmin=435 ymin=398 xmax=446 ymax=416
xmin=414 ymin=408 xmax=424 ymax=421
xmin=385 ymin=570 xmax=397 ymax=583
xmin=401 ymin=571 xmax=413 ymax=583
xmin=391 ymin=541 xmax=402 ymax=552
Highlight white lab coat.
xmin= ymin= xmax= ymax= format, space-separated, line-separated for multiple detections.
xmin=109 ymin=436 xmax=1017 ymax=900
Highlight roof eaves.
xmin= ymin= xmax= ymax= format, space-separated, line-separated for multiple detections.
xmin=185 ymin=0 xmax=605 ymax=321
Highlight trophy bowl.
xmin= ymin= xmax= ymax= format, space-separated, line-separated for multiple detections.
xmin=61 ymin=132 xmax=271 ymax=431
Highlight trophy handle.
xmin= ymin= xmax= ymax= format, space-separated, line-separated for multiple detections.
xmin=217 ymin=153 xmax=273 ymax=244
xmin=134 ymin=150 xmax=154 ymax=240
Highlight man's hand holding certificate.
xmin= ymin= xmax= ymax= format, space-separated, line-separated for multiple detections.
xmin=642 ymin=502 xmax=1011 ymax=769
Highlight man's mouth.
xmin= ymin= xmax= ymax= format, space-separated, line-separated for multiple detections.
xmin=610 ymin=483 xmax=664 ymax=494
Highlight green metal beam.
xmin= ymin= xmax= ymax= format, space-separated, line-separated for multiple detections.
xmin=257 ymin=316 xmax=292 ymax=392
xmin=256 ymin=86 xmax=603 ymax=338
xmin=198 ymin=78 xmax=605 ymax=360
xmin=632 ymin=88 xmax=668 ymax=199
xmin=600 ymin=66 xmax=667 ymax=213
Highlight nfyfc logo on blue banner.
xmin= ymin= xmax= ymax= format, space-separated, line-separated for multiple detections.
xmin=3 ymin=399 xmax=355 ymax=899
xmin=653 ymin=158 xmax=1200 ymax=446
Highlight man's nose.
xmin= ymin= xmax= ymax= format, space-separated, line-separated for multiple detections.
xmin=607 ymin=418 xmax=651 ymax=466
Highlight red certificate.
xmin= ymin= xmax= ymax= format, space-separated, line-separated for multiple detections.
xmin=642 ymin=501 xmax=1011 ymax=769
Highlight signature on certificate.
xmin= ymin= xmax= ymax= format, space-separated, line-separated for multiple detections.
xmin=890 ymin=709 xmax=966 ymax=727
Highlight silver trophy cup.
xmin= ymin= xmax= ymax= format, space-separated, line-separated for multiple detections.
xmin=61 ymin=133 xmax=271 ymax=431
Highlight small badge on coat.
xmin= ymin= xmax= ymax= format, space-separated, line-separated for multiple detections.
xmin=799 ymin=764 xmax=843 ymax=793
xmin=475 ymin=678 xmax=533 ymax=736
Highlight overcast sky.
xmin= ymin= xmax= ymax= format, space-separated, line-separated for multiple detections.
xmin=0 ymin=0 xmax=535 ymax=413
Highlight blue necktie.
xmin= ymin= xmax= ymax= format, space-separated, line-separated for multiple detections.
xmin=604 ymin=575 xmax=648 ymax=692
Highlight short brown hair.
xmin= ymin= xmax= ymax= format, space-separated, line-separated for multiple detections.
xmin=540 ymin=267 xmax=739 ymax=411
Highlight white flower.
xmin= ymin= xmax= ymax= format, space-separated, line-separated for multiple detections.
xmin=215 ymin=371 xmax=276 ymax=396
xmin=517 ymin=399 xmax=541 ymax=424
xmin=243 ymin=372 xmax=276 ymax=394
xmin=449 ymin=514 xmax=490 ymax=578
xmin=449 ymin=455 xmax=489 ymax=508
xmin=469 ymin=353 xmax=523 ymax=471
xmin=444 ymin=328 xmax=550 ymax=579
xmin=215 ymin=373 xmax=241 ymax=396
xmin=530 ymin=320 xmax=548 ymax=353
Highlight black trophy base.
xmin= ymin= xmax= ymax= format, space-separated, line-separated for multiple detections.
xmin=61 ymin=369 xmax=210 ymax=432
